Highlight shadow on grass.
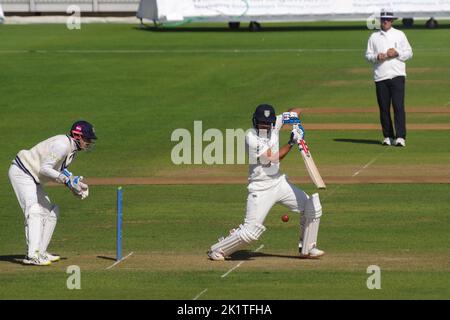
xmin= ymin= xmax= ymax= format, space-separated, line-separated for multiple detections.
xmin=0 ymin=254 xmax=67 ymax=265
xmin=334 ymin=138 xmax=381 ymax=145
xmin=229 ymin=250 xmax=300 ymax=261
xmin=97 ymin=256 xmax=116 ymax=261
xmin=0 ymin=255 xmax=25 ymax=265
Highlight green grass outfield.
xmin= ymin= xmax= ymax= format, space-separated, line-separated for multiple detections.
xmin=0 ymin=22 xmax=449 ymax=299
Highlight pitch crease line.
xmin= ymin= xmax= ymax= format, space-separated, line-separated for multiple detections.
xmin=352 ymin=152 xmax=385 ymax=177
xmin=323 ymin=150 xmax=387 ymax=201
xmin=221 ymin=244 xmax=264 ymax=278
xmin=193 ymin=288 xmax=208 ymax=300
xmin=105 ymin=251 xmax=134 ymax=270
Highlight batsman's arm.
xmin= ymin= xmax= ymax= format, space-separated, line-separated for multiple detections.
xmin=276 ymin=143 xmax=294 ymax=162
xmin=261 ymin=143 xmax=294 ymax=163
xmin=262 ymin=122 xmax=304 ymax=163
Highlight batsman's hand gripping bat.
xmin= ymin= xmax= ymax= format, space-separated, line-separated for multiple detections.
xmin=283 ymin=112 xmax=326 ymax=189
xmin=294 ymin=124 xmax=326 ymax=189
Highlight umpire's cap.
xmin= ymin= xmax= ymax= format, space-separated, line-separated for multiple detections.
xmin=380 ymin=9 xmax=397 ymax=19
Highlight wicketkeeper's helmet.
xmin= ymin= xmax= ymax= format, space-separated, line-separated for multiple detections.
xmin=70 ymin=120 xmax=97 ymax=140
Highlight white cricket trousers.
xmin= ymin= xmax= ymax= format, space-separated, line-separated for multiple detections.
xmin=8 ymin=163 xmax=57 ymax=257
xmin=245 ymin=175 xmax=309 ymax=225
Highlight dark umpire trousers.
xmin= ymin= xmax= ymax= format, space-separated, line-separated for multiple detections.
xmin=375 ymin=76 xmax=406 ymax=139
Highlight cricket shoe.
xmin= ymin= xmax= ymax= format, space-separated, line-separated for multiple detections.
xmin=207 ymin=250 xmax=225 ymax=261
xmin=395 ymin=138 xmax=406 ymax=147
xmin=41 ymin=252 xmax=60 ymax=262
xmin=299 ymin=247 xmax=325 ymax=259
xmin=23 ymin=254 xmax=52 ymax=266
xmin=382 ymin=137 xmax=392 ymax=146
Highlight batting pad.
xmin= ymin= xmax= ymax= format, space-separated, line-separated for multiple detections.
xmin=210 ymin=223 xmax=266 ymax=257
xmin=301 ymin=193 xmax=322 ymax=255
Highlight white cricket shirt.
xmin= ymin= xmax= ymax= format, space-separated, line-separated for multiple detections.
xmin=365 ymin=27 xmax=413 ymax=82
xmin=14 ymin=135 xmax=78 ymax=184
xmin=246 ymin=115 xmax=285 ymax=192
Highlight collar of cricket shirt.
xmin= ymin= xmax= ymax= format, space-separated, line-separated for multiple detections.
xmin=380 ymin=26 xmax=394 ymax=35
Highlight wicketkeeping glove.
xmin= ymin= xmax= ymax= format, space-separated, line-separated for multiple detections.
xmin=60 ymin=169 xmax=89 ymax=199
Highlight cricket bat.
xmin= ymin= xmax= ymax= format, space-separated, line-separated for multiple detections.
xmin=297 ymin=139 xmax=326 ymax=189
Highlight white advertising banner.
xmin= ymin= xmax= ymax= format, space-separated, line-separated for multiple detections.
xmin=137 ymin=0 xmax=450 ymax=22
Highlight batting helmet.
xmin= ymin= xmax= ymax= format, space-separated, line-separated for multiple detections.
xmin=252 ymin=104 xmax=276 ymax=129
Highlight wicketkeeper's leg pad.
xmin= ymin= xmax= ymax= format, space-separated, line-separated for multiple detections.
xmin=210 ymin=222 xmax=266 ymax=257
xmin=300 ymin=193 xmax=322 ymax=255
xmin=40 ymin=205 xmax=59 ymax=253
xmin=25 ymin=203 xmax=46 ymax=257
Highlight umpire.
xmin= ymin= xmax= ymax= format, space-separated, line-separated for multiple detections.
xmin=365 ymin=9 xmax=413 ymax=147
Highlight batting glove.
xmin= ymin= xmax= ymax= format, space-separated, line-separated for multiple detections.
xmin=288 ymin=124 xmax=305 ymax=146
xmin=282 ymin=112 xmax=301 ymax=124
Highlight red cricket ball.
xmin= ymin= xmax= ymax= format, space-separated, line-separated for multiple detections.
xmin=281 ymin=214 xmax=289 ymax=222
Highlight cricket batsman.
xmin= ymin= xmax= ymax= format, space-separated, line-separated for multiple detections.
xmin=8 ymin=121 xmax=97 ymax=266
xmin=207 ymin=104 xmax=324 ymax=260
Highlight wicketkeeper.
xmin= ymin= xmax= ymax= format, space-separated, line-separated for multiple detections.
xmin=207 ymin=104 xmax=324 ymax=260
xmin=8 ymin=121 xmax=97 ymax=266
